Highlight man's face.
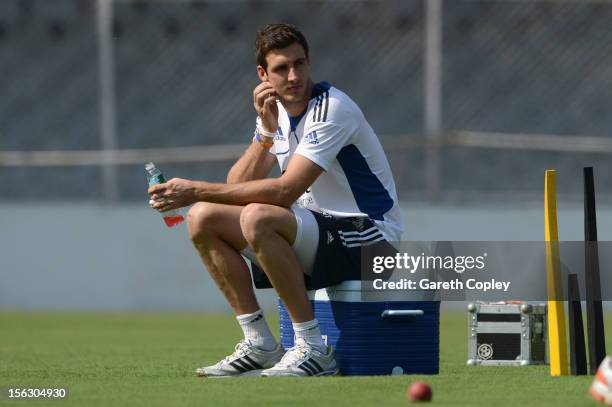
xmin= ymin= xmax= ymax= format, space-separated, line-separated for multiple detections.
xmin=258 ymin=42 xmax=311 ymax=104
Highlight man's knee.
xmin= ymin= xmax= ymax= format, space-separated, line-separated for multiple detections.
xmin=240 ymin=203 xmax=285 ymax=245
xmin=187 ymin=202 xmax=225 ymax=242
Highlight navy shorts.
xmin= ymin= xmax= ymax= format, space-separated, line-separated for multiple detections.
xmin=251 ymin=211 xmax=387 ymax=291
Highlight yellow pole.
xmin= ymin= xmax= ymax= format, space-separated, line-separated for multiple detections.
xmin=544 ymin=170 xmax=569 ymax=376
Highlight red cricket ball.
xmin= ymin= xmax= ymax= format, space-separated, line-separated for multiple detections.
xmin=407 ymin=381 xmax=432 ymax=403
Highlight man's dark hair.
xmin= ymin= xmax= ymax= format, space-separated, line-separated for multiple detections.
xmin=255 ymin=24 xmax=309 ymax=70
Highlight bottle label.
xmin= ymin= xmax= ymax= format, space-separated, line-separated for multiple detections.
xmin=148 ymin=174 xmax=166 ymax=186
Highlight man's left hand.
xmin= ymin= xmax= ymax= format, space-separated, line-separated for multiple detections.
xmin=148 ymin=178 xmax=198 ymax=212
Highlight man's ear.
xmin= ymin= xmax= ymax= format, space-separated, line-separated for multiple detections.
xmin=256 ymin=65 xmax=268 ymax=82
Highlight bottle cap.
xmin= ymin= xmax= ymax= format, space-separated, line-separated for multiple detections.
xmin=145 ymin=162 xmax=155 ymax=171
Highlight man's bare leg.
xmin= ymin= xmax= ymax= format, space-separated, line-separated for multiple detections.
xmin=239 ymin=203 xmax=314 ymax=323
xmin=187 ymin=202 xmax=259 ymax=315
xmin=240 ymin=203 xmax=338 ymax=376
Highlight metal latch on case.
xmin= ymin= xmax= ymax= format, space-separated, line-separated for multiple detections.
xmin=381 ymin=310 xmax=424 ymax=320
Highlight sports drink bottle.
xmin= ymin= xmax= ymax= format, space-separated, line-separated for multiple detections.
xmin=145 ymin=162 xmax=185 ymax=227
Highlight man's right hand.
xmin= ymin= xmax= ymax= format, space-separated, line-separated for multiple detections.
xmin=253 ymin=82 xmax=279 ymax=133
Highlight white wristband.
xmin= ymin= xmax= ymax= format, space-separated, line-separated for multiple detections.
xmin=254 ymin=126 xmax=275 ymax=148
xmin=257 ymin=125 xmax=277 ymax=138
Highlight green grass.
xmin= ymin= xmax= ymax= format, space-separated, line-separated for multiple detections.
xmin=0 ymin=311 xmax=602 ymax=406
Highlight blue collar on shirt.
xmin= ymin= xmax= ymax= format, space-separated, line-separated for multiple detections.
xmin=310 ymin=81 xmax=331 ymax=100
xmin=288 ymin=81 xmax=331 ymax=130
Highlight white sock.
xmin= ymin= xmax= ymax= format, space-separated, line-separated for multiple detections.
xmin=236 ymin=310 xmax=277 ymax=351
xmin=293 ymin=319 xmax=326 ymax=352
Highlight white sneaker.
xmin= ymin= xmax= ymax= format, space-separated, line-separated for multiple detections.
xmin=196 ymin=339 xmax=284 ymax=378
xmin=261 ymin=338 xmax=339 ymax=377
xmin=591 ymin=356 xmax=612 ymax=404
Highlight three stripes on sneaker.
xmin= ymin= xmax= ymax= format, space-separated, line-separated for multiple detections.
xmin=296 ymin=357 xmax=325 ymax=376
xmin=229 ymin=354 xmax=264 ymax=373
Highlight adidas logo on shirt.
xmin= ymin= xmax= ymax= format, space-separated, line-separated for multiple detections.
xmin=305 ymin=131 xmax=319 ymax=145
xmin=275 ymin=128 xmax=286 ymax=141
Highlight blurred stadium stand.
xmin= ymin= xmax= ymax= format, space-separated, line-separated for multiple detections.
xmin=1 ymin=0 xmax=611 ymax=202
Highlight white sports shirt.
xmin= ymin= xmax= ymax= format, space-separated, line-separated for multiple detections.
xmin=263 ymin=82 xmax=405 ymax=241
